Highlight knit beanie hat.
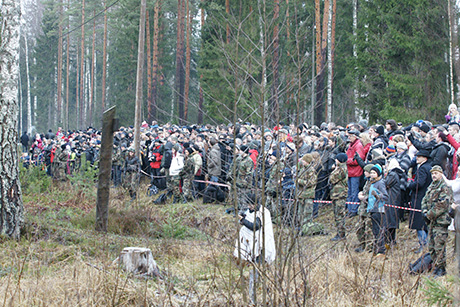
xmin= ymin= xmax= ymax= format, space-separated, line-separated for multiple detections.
xmin=336 ymin=153 xmax=348 ymax=163
xmin=396 ymin=142 xmax=408 ymax=151
xmin=363 ymin=164 xmax=374 ymax=173
xmin=376 ymin=125 xmax=385 ymax=136
xmin=385 ymin=145 xmax=396 ymax=155
xmin=370 ymin=164 xmax=383 ymax=177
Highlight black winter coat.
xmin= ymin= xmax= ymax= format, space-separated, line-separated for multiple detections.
xmin=407 ymin=161 xmax=432 ymax=230
xmin=430 ymin=142 xmax=450 ymax=172
xmin=385 ymin=168 xmax=404 ymax=229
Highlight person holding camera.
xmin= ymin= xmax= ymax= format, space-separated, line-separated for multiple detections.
xmin=234 ymin=193 xmax=276 ymax=303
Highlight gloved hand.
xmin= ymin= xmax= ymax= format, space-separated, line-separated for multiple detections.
xmin=445 ymin=115 xmax=452 ymax=123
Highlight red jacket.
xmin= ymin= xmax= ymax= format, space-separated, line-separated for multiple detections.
xmin=150 ymin=145 xmax=163 ymax=169
xmin=346 ymin=139 xmax=365 ymax=177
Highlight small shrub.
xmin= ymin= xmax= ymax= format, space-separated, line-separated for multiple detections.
xmin=20 ymin=164 xmax=52 ymax=195
xmin=422 ymin=277 xmax=455 ymax=307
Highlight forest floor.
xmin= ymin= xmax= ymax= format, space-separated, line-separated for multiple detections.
xmin=1 ymin=169 xmax=459 ymax=306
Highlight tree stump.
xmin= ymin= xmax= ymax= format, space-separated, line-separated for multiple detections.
xmin=117 ymin=247 xmax=160 ymax=277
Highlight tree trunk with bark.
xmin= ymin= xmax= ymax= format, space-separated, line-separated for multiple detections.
xmin=89 ymin=10 xmax=96 ymax=127
xmin=101 ymin=0 xmax=108 ymax=112
xmin=175 ymin=0 xmax=185 ymax=124
xmin=57 ymin=0 xmax=63 ymax=126
xmin=146 ymin=9 xmax=152 ymax=121
xmin=134 ymin=0 xmax=147 ymax=156
xmin=79 ymin=0 xmax=86 ymax=129
xmin=271 ymin=0 xmax=280 ymax=126
xmin=0 ymin=0 xmax=24 ymax=238
xmin=314 ymin=0 xmax=330 ymax=126
xmin=149 ymin=0 xmax=161 ymax=123
xmin=198 ymin=1 xmax=204 ymax=124
xmin=183 ymin=0 xmax=192 ymax=122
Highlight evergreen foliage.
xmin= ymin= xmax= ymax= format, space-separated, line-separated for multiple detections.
xmin=22 ymin=0 xmax=456 ymax=130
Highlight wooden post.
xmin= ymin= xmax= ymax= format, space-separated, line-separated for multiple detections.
xmin=96 ymin=106 xmax=116 ymax=232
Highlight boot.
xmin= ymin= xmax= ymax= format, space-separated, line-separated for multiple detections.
xmin=432 ymin=266 xmax=446 ymax=278
xmin=172 ymin=196 xmax=181 ymax=204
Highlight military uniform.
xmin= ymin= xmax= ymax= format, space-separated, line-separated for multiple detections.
xmin=179 ymin=155 xmax=195 ymax=202
xmin=356 ymin=179 xmax=373 ymax=250
xmin=422 ymin=173 xmax=453 ymax=274
xmin=123 ymin=153 xmax=140 ymax=199
xmin=235 ymin=154 xmax=254 ymax=209
xmin=296 ymin=163 xmax=317 ymax=225
xmin=266 ymin=160 xmax=284 ymax=218
xmin=52 ymin=147 xmax=68 ymax=181
xmin=329 ymin=161 xmax=348 ymax=238
xmin=112 ymin=147 xmax=125 ymax=187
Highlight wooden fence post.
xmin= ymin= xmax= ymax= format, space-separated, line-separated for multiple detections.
xmin=96 ymin=106 xmax=116 ymax=232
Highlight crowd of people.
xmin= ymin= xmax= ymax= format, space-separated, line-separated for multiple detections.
xmin=19 ymin=107 xmax=460 ymax=277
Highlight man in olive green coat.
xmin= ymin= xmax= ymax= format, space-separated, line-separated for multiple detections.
xmin=296 ymin=154 xmax=317 ymax=225
xmin=422 ymin=165 xmax=453 ymax=277
xmin=329 ymin=153 xmax=349 ymax=241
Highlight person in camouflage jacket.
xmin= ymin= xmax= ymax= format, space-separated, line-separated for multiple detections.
xmin=265 ymin=151 xmax=284 ymax=218
xmin=356 ymin=164 xmax=374 ymax=252
xmin=232 ymin=145 xmax=254 ymax=209
xmin=329 ymin=153 xmax=349 ymax=241
xmin=296 ymin=154 xmax=318 ymax=226
xmin=422 ymin=165 xmax=454 ymax=277
xmin=123 ymin=148 xmax=140 ymax=199
xmin=180 ymin=147 xmax=196 ymax=202
xmin=52 ymin=144 xmax=68 ymax=181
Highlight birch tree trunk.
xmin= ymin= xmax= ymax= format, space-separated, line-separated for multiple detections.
xmin=89 ymin=11 xmax=96 ymax=127
xmin=25 ymin=39 xmax=32 ymax=133
xmin=450 ymin=0 xmax=460 ymax=103
xmin=0 ymin=0 xmax=24 ymax=238
xmin=134 ymin=0 xmax=147 ymax=156
xmin=197 ymin=1 xmax=204 ymax=124
xmin=271 ymin=0 xmax=280 ymax=126
xmin=448 ymin=0 xmax=454 ymax=105
xmin=66 ymin=0 xmax=70 ymax=130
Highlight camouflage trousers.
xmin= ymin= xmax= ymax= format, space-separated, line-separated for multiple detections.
xmin=298 ymin=198 xmax=314 ymax=225
xmin=266 ymin=194 xmax=281 ymax=220
xmin=333 ymin=198 xmax=347 ymax=237
xmin=52 ymin=163 xmax=67 ymax=181
xmin=123 ymin=171 xmax=139 ymax=198
xmin=170 ymin=175 xmax=181 ymax=200
xmin=356 ymin=213 xmax=373 ymax=249
xmin=182 ymin=177 xmax=194 ymax=200
xmin=428 ymin=226 xmax=449 ymax=269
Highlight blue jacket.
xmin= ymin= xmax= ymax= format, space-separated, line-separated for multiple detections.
xmin=368 ymin=178 xmax=388 ymax=213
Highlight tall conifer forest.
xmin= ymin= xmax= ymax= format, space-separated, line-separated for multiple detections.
xmin=17 ymin=0 xmax=458 ymax=131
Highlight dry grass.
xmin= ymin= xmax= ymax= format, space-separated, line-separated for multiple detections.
xmin=1 ymin=181 xmax=458 ymax=306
